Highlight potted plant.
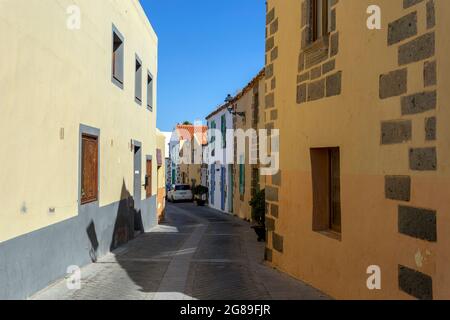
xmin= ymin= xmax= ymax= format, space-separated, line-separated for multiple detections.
xmin=249 ymin=189 xmax=266 ymax=242
xmin=193 ymin=185 xmax=208 ymax=206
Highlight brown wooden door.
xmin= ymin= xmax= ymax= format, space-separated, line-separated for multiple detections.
xmin=81 ymin=134 xmax=98 ymax=204
xmin=146 ymin=160 xmax=152 ymax=198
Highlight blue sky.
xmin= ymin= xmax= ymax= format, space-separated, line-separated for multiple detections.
xmin=141 ymin=0 xmax=265 ymax=132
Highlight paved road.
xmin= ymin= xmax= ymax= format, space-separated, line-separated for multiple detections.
xmin=32 ymin=203 xmax=329 ymax=300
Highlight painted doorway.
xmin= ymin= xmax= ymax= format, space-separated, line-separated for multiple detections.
xmin=145 ymin=159 xmax=152 ymax=198
xmin=133 ymin=144 xmax=142 ymax=232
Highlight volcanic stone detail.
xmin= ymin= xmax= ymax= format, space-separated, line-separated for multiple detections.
xmin=270 ymin=18 xmax=278 ymax=35
xmin=311 ymin=66 xmax=322 ymax=80
xmin=424 ymin=60 xmax=436 ymax=87
xmin=403 ymin=0 xmax=424 ymax=9
xmin=266 ymin=8 xmax=275 ymax=25
xmin=266 ymin=217 xmax=276 ymax=232
xmin=326 ymin=71 xmax=342 ymax=97
xmin=330 ymin=9 xmax=336 ymax=32
xmin=399 ymin=265 xmax=432 ymax=300
xmin=398 ymin=32 xmax=435 ymax=66
xmin=271 ymin=77 xmax=276 ymax=90
xmin=266 ymin=37 xmax=275 ymax=52
xmin=271 ymin=47 xmax=278 ymax=61
xmin=425 ymin=117 xmax=436 ymax=141
xmin=271 ymin=204 xmax=279 ymax=218
xmin=272 ymin=233 xmax=284 ymax=253
xmin=409 ymin=147 xmax=437 ymax=171
xmin=265 ymin=93 xmax=275 ymax=109
xmin=399 ymin=206 xmax=437 ymax=242
xmin=427 ymin=0 xmax=435 ymax=29
xmin=401 ymin=91 xmax=436 ymax=115
xmin=266 ymin=64 xmax=274 ymax=79
xmin=272 ymin=170 xmax=281 ymax=186
xmin=385 ymin=176 xmax=411 ymax=201
xmin=270 ymin=109 xmax=278 ymax=121
xmin=330 ymin=32 xmax=339 ymax=57
xmin=322 ymin=60 xmax=335 ymax=74
xmin=380 ymin=69 xmax=407 ymax=99
xmin=297 ymin=84 xmax=307 ymax=104
xmin=381 ymin=120 xmax=412 ymax=145
xmin=298 ymin=72 xmax=310 ymax=83
xmin=265 ymin=248 xmax=273 ymax=262
xmin=388 ymin=12 xmax=418 ymax=46
xmin=266 ymin=186 xmax=279 ymax=202
xmin=308 ymin=79 xmax=325 ymax=101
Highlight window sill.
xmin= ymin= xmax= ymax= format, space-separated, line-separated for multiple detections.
xmin=112 ymin=76 xmax=124 ymax=90
xmin=316 ymin=229 xmax=342 ymax=241
xmin=303 ymin=35 xmax=330 ymax=53
xmin=135 ymin=97 xmax=142 ymax=105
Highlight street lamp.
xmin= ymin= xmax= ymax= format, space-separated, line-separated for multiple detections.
xmin=225 ymin=94 xmax=245 ymax=118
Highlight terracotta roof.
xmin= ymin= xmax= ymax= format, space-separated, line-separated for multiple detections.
xmin=175 ymin=124 xmax=208 ymax=145
xmin=205 ymin=68 xmax=265 ymax=120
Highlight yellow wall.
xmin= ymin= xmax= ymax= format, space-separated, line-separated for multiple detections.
xmin=0 ymin=0 xmax=158 ymax=243
xmin=266 ymin=0 xmax=450 ymax=299
xmin=156 ymin=130 xmax=166 ymax=219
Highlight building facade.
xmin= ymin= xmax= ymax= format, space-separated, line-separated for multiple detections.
xmin=156 ymin=130 xmax=167 ymax=222
xmin=231 ymin=70 xmax=266 ymax=221
xmin=264 ymin=0 xmax=450 ymax=299
xmin=206 ymin=108 xmax=234 ymax=213
xmin=0 ymin=0 xmax=158 ymax=299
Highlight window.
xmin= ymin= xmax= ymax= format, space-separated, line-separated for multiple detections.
xmin=239 ymin=155 xmax=245 ymax=195
xmin=135 ymin=56 xmax=142 ymax=104
xmin=112 ymin=27 xmax=124 ymax=88
xmin=81 ymin=134 xmax=99 ymax=205
xmin=147 ymin=72 xmax=153 ymax=111
xmin=311 ymin=0 xmax=332 ymax=42
xmin=311 ymin=147 xmax=341 ymax=235
xmin=221 ymin=114 xmax=226 ymax=148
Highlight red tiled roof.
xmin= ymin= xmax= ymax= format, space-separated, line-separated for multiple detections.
xmin=175 ymin=125 xmax=208 ymax=145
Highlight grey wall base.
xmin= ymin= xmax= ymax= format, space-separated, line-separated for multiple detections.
xmin=0 ymin=196 xmax=157 ymax=300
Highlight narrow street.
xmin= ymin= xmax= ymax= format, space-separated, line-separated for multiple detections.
xmin=32 ymin=203 xmax=329 ymax=300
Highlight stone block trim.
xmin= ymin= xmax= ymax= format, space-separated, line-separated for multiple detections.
xmin=298 ymin=72 xmax=310 ymax=83
xmin=272 ymin=233 xmax=284 ymax=253
xmin=399 ymin=265 xmax=433 ymax=300
xmin=270 ymin=18 xmax=278 ymax=35
xmin=401 ymin=91 xmax=436 ymax=115
xmin=388 ymin=12 xmax=418 ymax=46
xmin=385 ymin=176 xmax=411 ymax=201
xmin=266 ymin=216 xmax=276 ymax=232
xmin=424 ymin=60 xmax=436 ymax=87
xmin=399 ymin=205 xmax=437 ymax=242
xmin=271 ymin=47 xmax=278 ymax=61
xmin=266 ymin=8 xmax=275 ymax=25
xmin=379 ymin=68 xmax=408 ymax=99
xmin=265 ymin=93 xmax=275 ymax=109
xmin=297 ymin=84 xmax=307 ymax=104
xmin=403 ymin=0 xmax=424 ymax=9
xmin=322 ymin=60 xmax=335 ymax=74
xmin=266 ymin=186 xmax=279 ymax=202
xmin=330 ymin=32 xmax=339 ymax=57
xmin=426 ymin=0 xmax=435 ymax=29
xmin=425 ymin=117 xmax=436 ymax=141
xmin=326 ymin=71 xmax=342 ymax=97
xmin=266 ymin=36 xmax=275 ymax=52
xmin=271 ymin=77 xmax=276 ymax=90
xmin=266 ymin=64 xmax=274 ymax=79
xmin=398 ymin=32 xmax=435 ymax=66
xmin=409 ymin=147 xmax=437 ymax=171
xmin=272 ymin=170 xmax=281 ymax=186
xmin=271 ymin=204 xmax=279 ymax=218
xmin=308 ymin=79 xmax=325 ymax=101
xmin=311 ymin=66 xmax=322 ymax=80
xmin=381 ymin=120 xmax=412 ymax=145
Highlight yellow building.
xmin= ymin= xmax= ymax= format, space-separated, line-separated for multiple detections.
xmin=175 ymin=124 xmax=208 ymax=187
xmin=0 ymin=0 xmax=158 ymax=299
xmin=156 ymin=130 xmax=167 ymax=222
xmin=265 ymin=0 xmax=449 ymax=299
xmin=231 ymin=70 xmax=266 ymax=221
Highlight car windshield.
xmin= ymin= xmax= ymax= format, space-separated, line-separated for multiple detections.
xmin=175 ymin=185 xmax=191 ymax=191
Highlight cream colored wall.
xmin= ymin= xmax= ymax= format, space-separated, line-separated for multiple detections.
xmin=0 ymin=0 xmax=158 ymax=243
xmin=269 ymin=0 xmax=450 ymax=299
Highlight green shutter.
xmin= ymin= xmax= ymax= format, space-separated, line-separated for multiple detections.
xmin=221 ymin=115 xmax=226 ymax=148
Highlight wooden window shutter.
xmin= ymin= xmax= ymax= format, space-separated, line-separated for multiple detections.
xmin=81 ymin=134 xmax=99 ymax=204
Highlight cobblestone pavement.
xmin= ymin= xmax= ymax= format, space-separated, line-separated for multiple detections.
xmin=32 ymin=203 xmax=330 ymax=300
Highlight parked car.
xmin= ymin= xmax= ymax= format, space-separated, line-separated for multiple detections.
xmin=168 ymin=184 xmax=194 ymax=202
